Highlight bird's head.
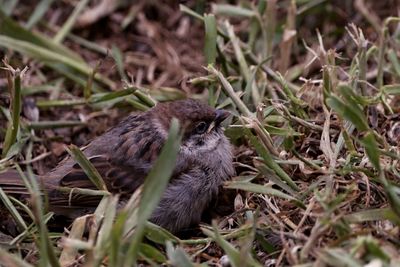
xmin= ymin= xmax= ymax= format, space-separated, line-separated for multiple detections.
xmin=151 ymin=99 xmax=231 ymax=153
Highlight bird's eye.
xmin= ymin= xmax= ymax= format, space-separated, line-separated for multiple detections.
xmin=195 ymin=121 xmax=208 ymax=134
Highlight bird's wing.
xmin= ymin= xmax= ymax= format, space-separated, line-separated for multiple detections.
xmin=0 ymin=155 xmax=147 ymax=219
xmin=42 ymin=154 xmax=146 ymax=212
xmin=59 ymin=154 xmax=146 ymax=195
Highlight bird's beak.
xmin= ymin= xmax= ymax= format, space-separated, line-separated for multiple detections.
xmin=215 ymin=109 xmax=230 ymax=125
xmin=207 ymin=110 xmax=231 ymax=133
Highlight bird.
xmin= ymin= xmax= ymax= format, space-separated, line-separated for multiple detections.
xmin=0 ymin=99 xmax=235 ymax=233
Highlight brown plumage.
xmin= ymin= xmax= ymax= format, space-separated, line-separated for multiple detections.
xmin=0 ymin=99 xmax=235 ymax=233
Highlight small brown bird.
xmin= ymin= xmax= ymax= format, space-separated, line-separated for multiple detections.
xmin=0 ymin=99 xmax=235 ymax=233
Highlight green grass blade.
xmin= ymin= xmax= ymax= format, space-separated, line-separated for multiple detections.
xmin=322 ymin=248 xmax=362 ymax=267
xmin=53 ymin=0 xmax=90 ymax=44
xmin=0 ymin=35 xmax=113 ymax=87
xmin=383 ymin=84 xmax=400 ymax=95
xmin=257 ymin=164 xmax=296 ymax=195
xmin=36 ymin=99 xmax=87 ymax=108
xmin=139 ymin=243 xmax=167 ymax=264
xmin=18 ymin=165 xmax=60 ymax=267
xmin=202 ymin=223 xmax=262 ymax=267
xmin=109 ymin=211 xmax=128 ymax=266
xmin=166 ymin=241 xmax=195 ymax=267
xmin=326 ymin=94 xmax=369 ymax=132
xmin=90 ymin=87 xmax=136 ymax=104
xmin=111 ymin=45 xmax=128 ymax=81
xmin=25 ymin=0 xmax=55 ymax=29
xmin=27 ymin=120 xmax=86 ymax=129
xmin=2 ymin=67 xmax=22 ymax=158
xmin=212 ymin=4 xmax=255 ymax=17
xmin=246 ymin=128 xmax=299 ymax=191
xmin=0 ymin=8 xmax=82 ymax=60
xmin=225 ymin=181 xmax=304 ymax=208
xmin=0 ymin=35 xmax=92 ymax=76
xmin=361 ymin=132 xmax=381 ymax=171
xmin=204 ymin=14 xmax=217 ymax=65
xmin=0 ymin=187 xmax=27 ymax=230
xmin=144 ymin=222 xmax=180 ymax=245
xmin=179 ymin=4 xmax=204 ymax=21
xmin=225 ymin=21 xmax=251 ymax=82
xmin=344 ymin=208 xmax=393 ymax=223
xmin=93 ymin=195 xmax=119 ymax=265
xmin=66 ymin=145 xmax=108 ymax=191
xmin=131 ymin=87 xmax=157 ymax=107
xmin=84 ymin=60 xmax=100 ymax=99
xmin=208 ymin=65 xmax=252 ymax=117
xmin=123 ymin=118 xmax=182 ymax=266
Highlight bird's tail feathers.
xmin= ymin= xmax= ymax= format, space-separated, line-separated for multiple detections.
xmin=0 ymin=169 xmax=33 ymax=195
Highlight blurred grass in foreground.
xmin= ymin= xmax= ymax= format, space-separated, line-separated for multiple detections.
xmin=1 ymin=0 xmax=400 ymax=266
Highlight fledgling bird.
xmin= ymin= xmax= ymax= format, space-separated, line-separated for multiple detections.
xmin=0 ymin=99 xmax=235 ymax=233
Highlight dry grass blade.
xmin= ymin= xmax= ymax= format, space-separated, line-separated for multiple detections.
xmin=92 ymin=195 xmax=119 ymax=265
xmin=208 ymin=65 xmax=252 ymax=117
xmin=0 ymin=248 xmax=34 ymax=267
xmin=59 ymin=215 xmax=88 ymax=266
